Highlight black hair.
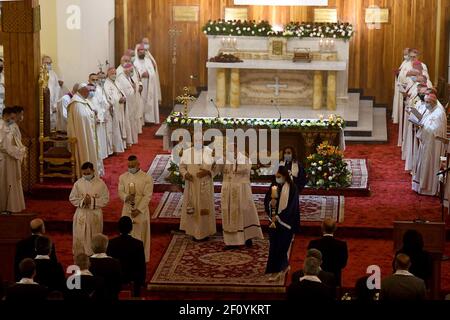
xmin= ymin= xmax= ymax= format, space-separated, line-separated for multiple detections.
xmin=19 ymin=258 xmax=36 ymax=278
xmin=128 ymin=155 xmax=138 ymax=162
xmin=277 ymin=166 xmax=293 ymax=185
xmin=118 ymin=216 xmax=133 ymax=235
xmin=12 ymin=106 xmax=24 ymax=113
xmin=35 ymin=236 xmax=52 ymax=255
xmin=89 ymin=73 xmax=97 ymax=78
xmin=81 ymin=162 xmax=94 ymax=171
xmin=2 ymin=107 xmax=15 ymax=116
xmin=281 ymin=146 xmax=297 ymax=161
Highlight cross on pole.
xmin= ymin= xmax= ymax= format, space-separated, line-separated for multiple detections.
xmin=169 ymin=26 xmax=183 ymax=109
xmin=266 ymin=76 xmax=288 ymax=97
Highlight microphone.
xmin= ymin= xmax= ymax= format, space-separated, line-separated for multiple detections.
xmin=1 ymin=185 xmax=12 ymax=215
xmin=210 ymin=98 xmax=221 ymax=119
xmin=271 ymin=99 xmax=282 ymax=121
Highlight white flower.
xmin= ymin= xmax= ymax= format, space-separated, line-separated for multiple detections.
xmin=258 ymin=29 xmax=261 ymax=32
xmin=223 ymin=28 xmax=226 ymax=31
xmin=311 ymin=171 xmax=316 ymax=175
xmin=252 ymin=31 xmax=255 ymax=35
xmin=207 ymin=27 xmax=211 ymax=31
xmin=341 ymin=31 xmax=346 ymax=36
xmin=174 ymin=172 xmax=180 ymax=176
xmin=318 ymin=161 xmax=323 ymax=165
xmin=328 ymin=176 xmax=333 ymax=181
xmin=312 ymin=162 xmax=317 ymax=167
xmin=333 ymin=35 xmax=337 ymax=38
xmin=216 ymin=27 xmax=220 ymax=31
xmin=318 ymin=167 xmax=322 ymax=171
xmin=238 ymin=30 xmax=242 ymax=34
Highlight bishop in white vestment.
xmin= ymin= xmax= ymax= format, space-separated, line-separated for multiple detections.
xmin=179 ymin=145 xmax=217 ymax=241
xmin=219 ymin=151 xmax=263 ymax=247
xmin=67 ymin=84 xmax=104 ymax=178
xmin=141 ymin=38 xmax=162 ymax=104
xmin=42 ymin=55 xmax=64 ymax=131
xmin=118 ymin=156 xmax=153 ymax=262
xmin=70 ymin=162 xmax=109 ymax=257
xmin=392 ymin=48 xmax=411 ymax=124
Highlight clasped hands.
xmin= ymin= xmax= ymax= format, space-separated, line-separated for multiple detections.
xmin=83 ymin=194 xmax=92 ymax=208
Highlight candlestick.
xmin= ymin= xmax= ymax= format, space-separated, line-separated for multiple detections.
xmin=271 ymin=185 xmax=278 ymax=198
xmin=129 ymin=182 xmax=136 ymax=195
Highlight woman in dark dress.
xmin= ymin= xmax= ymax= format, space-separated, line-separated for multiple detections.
xmin=279 ymin=146 xmax=307 ymax=193
xmin=265 ymin=166 xmax=300 ymax=279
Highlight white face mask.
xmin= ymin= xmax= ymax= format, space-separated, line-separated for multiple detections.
xmin=144 ymin=44 xmax=150 ymax=50
xmin=276 ymin=177 xmax=285 ymax=185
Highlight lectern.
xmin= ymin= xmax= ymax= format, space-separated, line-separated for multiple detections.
xmin=0 ymin=214 xmax=36 ymax=282
xmin=393 ymin=221 xmax=446 ymax=300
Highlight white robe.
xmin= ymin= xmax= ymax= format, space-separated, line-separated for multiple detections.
xmin=67 ymin=94 xmax=104 ymax=178
xmin=104 ymin=79 xmax=126 ymax=153
xmin=220 ymin=153 xmax=263 ymax=246
xmin=56 ymin=94 xmax=71 ymax=132
xmin=392 ymin=59 xmax=409 ymax=124
xmin=412 ymin=104 xmax=447 ymax=195
xmin=134 ymin=57 xmax=160 ymax=124
xmin=115 ymin=73 xmax=139 ymax=145
xmin=179 ymin=147 xmax=217 ymax=240
xmin=70 ymin=176 xmax=109 ymax=256
xmin=0 ymin=120 xmax=26 ymax=213
xmin=118 ymin=170 xmax=153 ymax=262
xmin=89 ymin=87 xmax=109 ymax=159
xmin=48 ymin=70 xmax=62 ymax=131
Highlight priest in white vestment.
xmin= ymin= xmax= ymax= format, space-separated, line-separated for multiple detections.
xmin=97 ymin=73 xmax=114 ymax=157
xmin=219 ymin=148 xmax=263 ymax=248
xmin=412 ymin=94 xmax=447 ymax=196
xmin=88 ymin=75 xmax=109 ymax=160
xmin=57 ymin=84 xmax=78 ymax=133
xmin=125 ymin=48 xmax=145 ymax=131
xmin=42 ymin=55 xmax=64 ymax=131
xmin=0 ymin=108 xmax=26 ymax=213
xmin=104 ymin=68 xmax=126 ymax=153
xmin=141 ymin=38 xmax=162 ymax=106
xmin=116 ymin=63 xmax=140 ymax=145
xmin=70 ymin=162 xmax=109 ymax=257
xmin=179 ymin=143 xmax=217 ymax=241
xmin=392 ymin=48 xmax=410 ymax=124
xmin=134 ymin=44 xmax=160 ymax=124
xmin=67 ymin=83 xmax=104 ymax=178
xmin=118 ymin=155 xmax=153 ymax=262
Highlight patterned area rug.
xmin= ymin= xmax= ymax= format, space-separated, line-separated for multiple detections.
xmin=147 ymin=154 xmax=368 ymax=190
xmin=152 ymin=192 xmax=344 ymax=223
xmin=148 ymin=234 xmax=289 ymax=293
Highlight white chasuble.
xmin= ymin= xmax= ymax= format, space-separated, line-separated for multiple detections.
xmin=134 ymin=57 xmax=160 ymax=124
xmin=70 ymin=176 xmax=109 ymax=256
xmin=104 ymin=79 xmax=126 ymax=153
xmin=118 ymin=170 xmax=153 ymax=262
xmin=115 ymin=73 xmax=139 ymax=145
xmin=179 ymin=147 xmax=217 ymax=240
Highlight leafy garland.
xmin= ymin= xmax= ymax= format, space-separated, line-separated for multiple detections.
xmin=305 ymin=142 xmax=352 ymax=190
xmin=202 ymin=20 xmax=354 ymax=40
xmin=165 ymin=112 xmax=346 ymax=130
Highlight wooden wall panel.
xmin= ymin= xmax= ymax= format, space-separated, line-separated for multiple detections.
xmin=115 ymin=0 xmax=450 ymax=108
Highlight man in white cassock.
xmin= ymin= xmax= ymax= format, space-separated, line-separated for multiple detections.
xmin=0 ymin=108 xmax=26 ymax=213
xmin=70 ymin=162 xmax=109 ymax=257
xmin=412 ymin=94 xmax=447 ymax=196
xmin=179 ymin=139 xmax=217 ymax=241
xmin=57 ymin=84 xmax=78 ymax=133
xmin=219 ymin=143 xmax=263 ymax=249
xmin=392 ymin=48 xmax=410 ymax=124
xmin=88 ymin=74 xmax=109 ymax=160
xmin=97 ymin=72 xmax=114 ymax=157
xmin=42 ymin=55 xmax=64 ymax=131
xmin=125 ymin=48 xmax=145 ymax=131
xmin=104 ymin=68 xmax=126 ymax=153
xmin=135 ymin=42 xmax=161 ymax=124
xmin=116 ymin=63 xmax=140 ymax=145
xmin=67 ymin=83 xmax=104 ymax=178
xmin=141 ymin=38 xmax=162 ymax=105
xmin=118 ymin=155 xmax=153 ymax=262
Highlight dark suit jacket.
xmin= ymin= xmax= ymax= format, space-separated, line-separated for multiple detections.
xmin=64 ymin=274 xmax=106 ymax=302
xmin=14 ymin=235 xmax=58 ymax=281
xmin=380 ymin=274 xmax=426 ymax=301
xmin=308 ymin=236 xmax=348 ymax=285
xmin=291 ymin=269 xmax=336 ymax=290
xmin=107 ymin=234 xmax=146 ymax=286
xmin=89 ymin=256 xmax=122 ymax=301
xmin=287 ymin=279 xmax=334 ymax=302
xmin=5 ymin=283 xmax=48 ymax=302
xmin=34 ymin=258 xmax=66 ymax=292
xmin=394 ymin=249 xmax=433 ymax=284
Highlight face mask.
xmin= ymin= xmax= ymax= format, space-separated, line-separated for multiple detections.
xmin=276 ymin=177 xmax=285 ymax=185
xmin=46 ymin=64 xmax=52 ymax=71
xmin=88 ymin=91 xmax=95 ymax=99
xmin=284 ymin=154 xmax=293 ymax=162
xmin=411 ymin=76 xmax=417 ymax=82
xmin=110 ymin=76 xmax=117 ymax=81
xmin=99 ymin=79 xmax=105 ymax=86
xmin=144 ymin=44 xmax=150 ymax=50
xmin=131 ymin=57 xmax=136 ymax=63
xmin=425 ymin=103 xmax=432 ymax=109
xmin=404 ymin=55 xmax=409 ymax=60
xmin=83 ymin=174 xmax=94 ymax=181
xmin=128 ymin=167 xmax=139 ymax=174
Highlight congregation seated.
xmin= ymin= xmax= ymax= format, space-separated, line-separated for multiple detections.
xmin=107 ymin=216 xmax=146 ymax=297
xmin=33 ymin=236 xmax=66 ymax=293
xmin=89 ymin=234 xmax=122 ymax=301
xmin=14 ymin=218 xmax=58 ymax=281
xmin=307 ymin=219 xmax=348 ymax=287
xmin=287 ymin=257 xmax=334 ymax=302
xmin=380 ymin=254 xmax=427 ymax=301
xmin=5 ymin=258 xmax=48 ymax=302
xmin=394 ymin=230 xmax=432 ymax=287
xmin=64 ymin=253 xmax=106 ymax=302
xmin=291 ymin=248 xmax=336 ymax=297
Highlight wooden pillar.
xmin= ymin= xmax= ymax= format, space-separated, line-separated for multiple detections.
xmin=1 ymin=0 xmax=41 ymax=191
xmin=313 ymin=71 xmax=323 ymax=110
xmin=230 ymin=68 xmax=240 ymax=108
xmin=216 ymin=68 xmax=226 ymax=108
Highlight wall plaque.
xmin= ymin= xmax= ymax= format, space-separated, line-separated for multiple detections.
xmin=313 ymin=8 xmax=338 ymax=23
xmin=173 ymin=6 xmax=199 ymax=22
xmin=365 ymin=7 xmax=389 ymax=24
xmin=224 ymin=7 xmax=248 ymax=21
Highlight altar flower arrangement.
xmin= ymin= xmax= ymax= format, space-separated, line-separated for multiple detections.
xmin=306 ymin=141 xmax=352 ymax=190
xmin=202 ymin=20 xmax=354 ymax=40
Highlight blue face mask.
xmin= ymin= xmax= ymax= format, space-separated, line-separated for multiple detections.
xmin=88 ymin=91 xmax=95 ymax=99
xmin=83 ymin=174 xmax=94 ymax=181
xmin=284 ymin=154 xmax=293 ymax=162
xmin=128 ymin=168 xmax=139 ymax=174
xmin=46 ymin=64 xmax=52 ymax=71
xmin=276 ymin=177 xmax=285 ymax=185
xmin=411 ymin=76 xmax=417 ymax=82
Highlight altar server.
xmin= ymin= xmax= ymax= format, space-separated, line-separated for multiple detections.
xmin=118 ymin=155 xmax=153 ymax=262
xmin=70 ymin=162 xmax=109 ymax=257
xmin=279 ymin=146 xmax=307 ymax=193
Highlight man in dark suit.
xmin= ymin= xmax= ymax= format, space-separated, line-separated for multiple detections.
xmin=287 ymin=257 xmax=334 ymax=301
xmin=381 ymin=253 xmax=426 ymax=301
xmin=14 ymin=218 xmax=58 ymax=281
xmin=33 ymin=236 xmax=66 ymax=293
xmin=307 ymin=219 xmax=348 ymax=286
xmin=291 ymin=249 xmax=336 ymax=296
xmin=107 ymin=216 xmax=146 ymax=297
xmin=89 ymin=234 xmax=122 ymax=301
xmin=5 ymin=258 xmax=48 ymax=301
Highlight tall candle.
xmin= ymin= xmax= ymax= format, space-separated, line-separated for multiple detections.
xmin=129 ymin=183 xmax=136 ymax=195
xmin=271 ymin=186 xmax=278 ymax=198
